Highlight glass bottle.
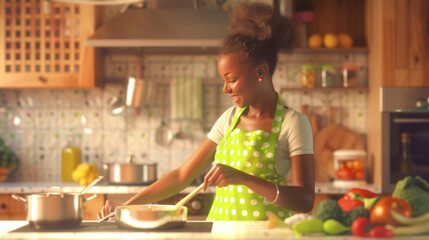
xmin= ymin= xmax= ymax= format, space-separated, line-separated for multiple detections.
xmin=61 ymin=136 xmax=82 ymax=182
xmin=400 ymin=132 xmax=412 ymax=175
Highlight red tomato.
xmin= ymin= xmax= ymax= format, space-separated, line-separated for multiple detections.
xmin=336 ymin=167 xmax=354 ymax=180
xmin=370 ymin=196 xmax=412 ymax=226
xmin=355 ymin=169 xmax=365 ymax=180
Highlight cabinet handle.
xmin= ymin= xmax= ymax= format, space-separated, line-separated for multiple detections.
xmin=38 ymin=76 xmax=47 ymax=83
xmin=0 ymin=203 xmax=6 ymax=209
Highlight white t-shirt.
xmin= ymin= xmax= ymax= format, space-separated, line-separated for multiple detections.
xmin=207 ymin=105 xmax=314 ymax=178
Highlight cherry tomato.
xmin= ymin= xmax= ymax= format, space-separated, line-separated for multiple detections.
xmin=370 ymin=196 xmax=412 ymax=226
xmin=346 ymin=160 xmax=354 ymax=169
xmin=352 ymin=159 xmax=365 ymax=170
xmin=355 ymin=169 xmax=365 ymax=180
xmin=336 ymin=167 xmax=354 ymax=180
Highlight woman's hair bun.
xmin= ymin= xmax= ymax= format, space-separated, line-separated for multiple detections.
xmin=227 ymin=2 xmax=294 ymax=52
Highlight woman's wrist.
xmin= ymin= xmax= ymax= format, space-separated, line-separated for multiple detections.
xmin=271 ymin=182 xmax=280 ymax=204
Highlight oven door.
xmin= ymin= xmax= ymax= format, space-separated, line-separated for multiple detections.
xmin=382 ymin=111 xmax=429 ymax=192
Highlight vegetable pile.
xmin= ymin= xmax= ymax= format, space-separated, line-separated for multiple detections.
xmin=267 ymin=175 xmax=429 ymax=238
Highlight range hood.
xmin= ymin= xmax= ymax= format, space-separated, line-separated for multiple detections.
xmin=86 ymin=7 xmax=229 ymax=48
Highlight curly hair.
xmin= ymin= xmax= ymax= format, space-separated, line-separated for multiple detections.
xmin=220 ymin=2 xmax=294 ymax=75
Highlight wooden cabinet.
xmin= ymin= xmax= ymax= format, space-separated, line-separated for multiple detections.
xmin=378 ymin=0 xmax=429 ymax=87
xmin=0 ymin=0 xmax=103 ymax=88
xmin=0 ymin=194 xmax=26 ymax=220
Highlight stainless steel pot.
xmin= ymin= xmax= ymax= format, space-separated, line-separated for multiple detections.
xmin=115 ymin=204 xmax=187 ymax=229
xmin=12 ymin=188 xmax=96 ymax=229
xmin=104 ymin=155 xmax=157 ymax=185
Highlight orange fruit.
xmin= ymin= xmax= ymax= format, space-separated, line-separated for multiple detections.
xmin=338 ymin=33 xmax=353 ymax=48
xmin=323 ymin=33 xmax=339 ymax=48
xmin=308 ymin=34 xmax=323 ymax=48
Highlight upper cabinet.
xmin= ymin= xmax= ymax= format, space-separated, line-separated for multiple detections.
xmin=379 ymin=0 xmax=429 ymax=87
xmin=0 ymin=0 xmax=102 ymax=89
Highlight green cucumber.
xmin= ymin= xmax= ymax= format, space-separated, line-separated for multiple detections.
xmin=293 ymin=218 xmax=324 ymax=237
xmin=323 ymin=219 xmax=350 ymax=235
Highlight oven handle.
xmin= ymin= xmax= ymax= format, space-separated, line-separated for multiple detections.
xmin=394 ymin=118 xmax=429 ymax=124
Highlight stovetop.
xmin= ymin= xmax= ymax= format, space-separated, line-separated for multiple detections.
xmin=11 ymin=221 xmax=213 ymax=233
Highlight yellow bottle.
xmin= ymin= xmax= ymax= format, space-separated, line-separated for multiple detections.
xmin=61 ymin=138 xmax=82 ymax=182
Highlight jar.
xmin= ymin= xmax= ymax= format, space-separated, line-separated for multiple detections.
xmin=320 ymin=64 xmax=337 ymax=88
xmin=333 ymin=149 xmax=367 ymax=187
xmin=341 ymin=64 xmax=359 ymax=88
xmin=300 ymin=64 xmax=317 ymax=88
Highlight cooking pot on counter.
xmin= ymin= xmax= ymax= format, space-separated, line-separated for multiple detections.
xmin=104 ymin=155 xmax=157 ymax=185
xmin=12 ymin=176 xmax=103 ymax=229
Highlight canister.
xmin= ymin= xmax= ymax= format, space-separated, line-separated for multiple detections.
xmin=320 ymin=64 xmax=337 ymax=88
xmin=341 ymin=64 xmax=359 ymax=88
xmin=333 ymin=149 xmax=367 ymax=187
xmin=300 ymin=64 xmax=317 ymax=88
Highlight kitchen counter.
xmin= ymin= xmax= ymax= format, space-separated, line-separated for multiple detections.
xmin=1 ymin=220 xmax=427 ymax=240
xmin=0 ymin=181 xmax=381 ymax=194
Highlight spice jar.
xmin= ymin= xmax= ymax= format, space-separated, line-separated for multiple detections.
xmin=333 ymin=150 xmax=367 ymax=187
xmin=320 ymin=64 xmax=337 ymax=88
xmin=300 ymin=64 xmax=317 ymax=88
xmin=341 ymin=64 xmax=359 ymax=88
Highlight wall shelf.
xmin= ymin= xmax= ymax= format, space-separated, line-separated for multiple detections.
xmin=280 ymin=87 xmax=369 ymax=92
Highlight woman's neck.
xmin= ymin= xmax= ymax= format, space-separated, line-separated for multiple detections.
xmin=246 ymin=91 xmax=277 ymax=119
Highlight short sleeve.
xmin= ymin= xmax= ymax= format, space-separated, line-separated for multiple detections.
xmin=207 ymin=106 xmax=238 ymax=144
xmin=286 ymin=111 xmax=314 ymax=156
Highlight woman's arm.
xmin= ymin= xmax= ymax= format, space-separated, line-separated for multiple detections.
xmin=204 ymin=154 xmax=315 ymax=213
xmin=125 ymin=138 xmax=217 ymax=205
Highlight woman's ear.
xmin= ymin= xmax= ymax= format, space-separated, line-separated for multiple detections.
xmin=256 ymin=62 xmax=268 ymax=78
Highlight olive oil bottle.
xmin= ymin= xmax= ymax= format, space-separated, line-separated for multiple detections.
xmin=61 ymin=137 xmax=81 ymax=182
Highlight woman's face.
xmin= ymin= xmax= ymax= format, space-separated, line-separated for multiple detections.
xmin=218 ymin=53 xmax=260 ymax=108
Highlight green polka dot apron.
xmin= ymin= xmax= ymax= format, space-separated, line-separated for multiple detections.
xmin=207 ymin=93 xmax=293 ymax=221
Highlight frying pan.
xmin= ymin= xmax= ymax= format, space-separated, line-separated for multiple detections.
xmin=98 ymin=183 xmax=204 ymax=229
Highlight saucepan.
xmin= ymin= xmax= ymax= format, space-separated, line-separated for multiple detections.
xmin=98 ymin=183 xmax=204 ymax=229
xmin=104 ymin=155 xmax=157 ymax=185
xmin=12 ymin=176 xmax=103 ymax=229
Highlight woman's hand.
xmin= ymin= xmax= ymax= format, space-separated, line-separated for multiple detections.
xmin=203 ymin=163 xmax=248 ymax=191
xmin=97 ymin=200 xmax=120 ymax=221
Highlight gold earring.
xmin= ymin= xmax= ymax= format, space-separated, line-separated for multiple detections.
xmin=258 ymin=77 xmax=262 ymax=82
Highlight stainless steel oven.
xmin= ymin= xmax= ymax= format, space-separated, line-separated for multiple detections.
xmin=381 ymin=87 xmax=429 ymax=192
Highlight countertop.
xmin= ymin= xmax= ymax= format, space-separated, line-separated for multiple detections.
xmin=1 ymin=220 xmax=427 ymax=240
xmin=0 ymin=181 xmax=382 ymax=195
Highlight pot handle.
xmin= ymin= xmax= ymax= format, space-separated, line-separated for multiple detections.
xmin=85 ymin=194 xmax=98 ymax=201
xmin=12 ymin=194 xmax=27 ymax=205
xmin=47 ymin=186 xmax=64 ymax=197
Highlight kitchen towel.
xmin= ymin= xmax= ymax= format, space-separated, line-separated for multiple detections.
xmin=171 ymin=76 xmax=202 ymax=120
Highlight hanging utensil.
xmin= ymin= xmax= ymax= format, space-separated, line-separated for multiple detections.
xmin=107 ymin=90 xmax=125 ymax=115
xmin=155 ymin=84 xmax=173 ymax=146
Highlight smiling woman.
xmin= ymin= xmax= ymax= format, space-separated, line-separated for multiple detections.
xmin=98 ymin=2 xmax=315 ymax=223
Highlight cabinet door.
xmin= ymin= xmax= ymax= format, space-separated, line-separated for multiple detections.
xmin=382 ymin=0 xmax=429 ymax=87
xmin=0 ymin=0 xmax=101 ymax=88
xmin=0 ymin=194 xmax=26 ymax=220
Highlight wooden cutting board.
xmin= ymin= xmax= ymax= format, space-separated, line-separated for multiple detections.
xmin=314 ymin=125 xmax=365 ymax=182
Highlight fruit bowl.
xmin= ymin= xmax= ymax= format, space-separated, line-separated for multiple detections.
xmin=0 ymin=167 xmax=11 ymax=183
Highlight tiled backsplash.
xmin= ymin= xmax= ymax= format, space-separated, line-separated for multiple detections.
xmin=0 ymin=52 xmax=367 ymax=182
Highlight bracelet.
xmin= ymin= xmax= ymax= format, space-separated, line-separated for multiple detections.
xmin=271 ymin=182 xmax=280 ymax=204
